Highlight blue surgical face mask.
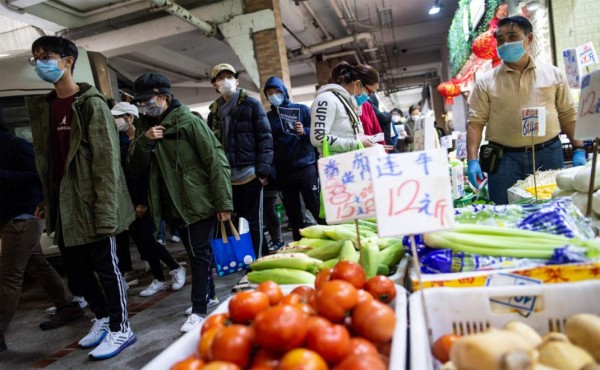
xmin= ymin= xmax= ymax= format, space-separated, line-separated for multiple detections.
xmin=355 ymin=92 xmax=369 ymax=107
xmin=143 ymin=98 xmax=165 ymax=117
xmin=268 ymin=93 xmax=284 ymax=106
xmin=497 ymin=40 xmax=526 ymax=63
xmin=35 ymin=59 xmax=65 ymax=84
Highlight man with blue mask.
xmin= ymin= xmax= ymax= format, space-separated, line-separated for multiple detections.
xmin=26 ymin=36 xmax=136 ymax=360
xmin=263 ymin=76 xmax=325 ymax=242
xmin=467 ymin=16 xmax=585 ymax=204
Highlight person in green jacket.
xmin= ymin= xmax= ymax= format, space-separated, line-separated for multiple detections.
xmin=26 ymin=36 xmax=135 ymax=360
xmin=128 ymin=73 xmax=233 ymax=333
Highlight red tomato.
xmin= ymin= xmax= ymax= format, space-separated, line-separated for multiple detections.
xmin=201 ymin=362 xmax=241 ymax=370
xmin=256 ymin=281 xmax=284 ymax=305
xmin=251 ymin=348 xmax=280 ymax=369
xmin=201 ymin=313 xmax=230 ymax=335
xmin=331 ymin=261 xmax=366 ymax=289
xmin=291 ymin=286 xmax=314 ymax=302
xmin=210 ymin=325 xmax=255 ymax=368
xmin=253 ymin=305 xmax=309 ymax=353
xmin=356 ymin=289 xmax=374 ymax=304
xmin=432 ymin=334 xmax=461 ymax=363
xmin=279 ymin=293 xmax=302 ymax=306
xmin=364 ymin=275 xmax=397 ymax=304
xmin=293 ymin=302 xmax=316 ymax=316
xmin=332 ymin=354 xmax=386 ymax=370
xmin=228 ymin=291 xmax=270 ymax=324
xmin=306 ymin=322 xmax=351 ymax=364
xmin=306 ymin=316 xmax=331 ymax=331
xmin=351 ymin=299 xmax=396 ymax=343
xmin=279 ymin=348 xmax=328 ymax=370
xmin=170 ymin=354 xmax=204 ymax=370
xmin=347 ymin=337 xmax=379 ymax=356
xmin=314 ymin=280 xmax=359 ymax=322
xmin=315 ymin=268 xmax=333 ymax=290
xmin=197 ymin=327 xmax=220 ymax=361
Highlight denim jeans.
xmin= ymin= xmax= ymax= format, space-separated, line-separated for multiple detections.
xmin=488 ymin=137 xmax=564 ymax=204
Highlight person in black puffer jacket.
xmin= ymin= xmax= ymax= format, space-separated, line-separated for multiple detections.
xmin=208 ymin=63 xmax=273 ymax=258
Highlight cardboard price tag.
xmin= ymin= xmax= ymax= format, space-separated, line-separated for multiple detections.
xmin=369 ymin=149 xmax=455 ymax=237
xmin=440 ymin=135 xmax=453 ymax=149
xmin=578 ymin=42 xmax=598 ymax=68
xmin=563 ymin=48 xmax=583 ymax=89
xmin=521 ymin=107 xmax=546 ymax=136
xmin=455 ymin=132 xmax=467 ymax=159
xmin=318 ymin=145 xmax=386 ymax=224
xmin=575 ymin=69 xmax=600 ymax=140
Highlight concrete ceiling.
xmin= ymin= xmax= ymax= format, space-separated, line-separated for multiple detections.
xmin=0 ymin=0 xmax=458 ymax=111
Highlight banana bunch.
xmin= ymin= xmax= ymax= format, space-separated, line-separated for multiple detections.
xmin=247 ymin=222 xmax=405 ymax=284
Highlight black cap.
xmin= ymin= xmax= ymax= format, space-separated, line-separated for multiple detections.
xmin=132 ymin=73 xmax=172 ymax=102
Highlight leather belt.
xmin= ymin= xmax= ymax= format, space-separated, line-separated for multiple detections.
xmin=490 ymin=136 xmax=560 ymax=153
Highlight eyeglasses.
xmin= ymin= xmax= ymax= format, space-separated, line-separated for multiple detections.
xmin=134 ymin=96 xmax=156 ymax=107
xmin=28 ymin=52 xmax=64 ymax=66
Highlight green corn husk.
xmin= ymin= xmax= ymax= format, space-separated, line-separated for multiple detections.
xmin=323 ymin=226 xmax=357 ymax=241
xmin=299 ymin=225 xmax=332 ymax=239
xmin=379 ymin=242 xmax=405 ymax=268
xmin=250 ymin=253 xmax=323 ymax=274
xmin=247 ymin=268 xmax=316 ymax=285
xmin=377 ymin=264 xmax=390 ymax=276
xmin=297 ymin=238 xmax=339 ymax=248
xmin=322 ymin=258 xmax=339 ymax=269
xmin=361 ymin=239 xmax=380 ymax=279
xmin=339 ymin=240 xmax=359 ymax=263
xmin=306 ymin=240 xmax=345 ymax=261
xmin=376 ymin=238 xmax=403 ymax=251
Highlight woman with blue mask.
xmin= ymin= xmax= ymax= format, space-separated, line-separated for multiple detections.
xmin=309 ymin=62 xmax=383 ymax=155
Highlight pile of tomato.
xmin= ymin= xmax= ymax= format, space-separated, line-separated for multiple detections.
xmin=171 ymin=261 xmax=398 ymax=370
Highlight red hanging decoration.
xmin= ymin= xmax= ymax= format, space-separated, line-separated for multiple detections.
xmin=472 ymin=30 xmax=499 ymax=61
xmin=437 ymin=79 xmax=461 ymax=105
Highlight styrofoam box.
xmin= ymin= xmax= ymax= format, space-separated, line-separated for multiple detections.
xmin=409 ymin=280 xmax=600 ymax=370
xmin=144 ymin=284 xmax=408 ymax=370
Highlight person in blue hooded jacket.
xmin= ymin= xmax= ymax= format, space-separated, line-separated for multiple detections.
xmin=263 ymin=76 xmax=325 ymax=241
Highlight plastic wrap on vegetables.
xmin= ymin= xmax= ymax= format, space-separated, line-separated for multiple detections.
xmin=550 ymin=245 xmax=595 ymax=264
xmin=517 ymin=198 xmax=595 ymax=239
xmin=419 ymin=249 xmax=543 ymax=274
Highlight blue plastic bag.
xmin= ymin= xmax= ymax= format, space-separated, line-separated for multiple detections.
xmin=211 ymin=219 xmax=255 ymax=276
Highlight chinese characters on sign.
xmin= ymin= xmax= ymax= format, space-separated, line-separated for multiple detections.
xmin=455 ymin=132 xmax=467 ymax=159
xmin=413 ymin=116 xmax=438 ymax=151
xmin=574 ymin=69 xmax=600 ymax=140
xmin=317 ymin=145 xmax=386 ymax=224
xmin=369 ymin=149 xmax=455 ymax=237
xmin=521 ymin=107 xmax=546 ymax=136
xmin=563 ymin=42 xmax=598 ymax=89
xmin=578 ymin=42 xmax=598 ymax=68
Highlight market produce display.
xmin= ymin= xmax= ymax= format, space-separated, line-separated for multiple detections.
xmin=246 ymin=222 xmax=405 ymax=285
xmin=431 ymin=314 xmax=600 ymax=370
xmin=553 ymin=162 xmax=600 ymax=215
xmin=170 ymin=261 xmax=399 ymax=370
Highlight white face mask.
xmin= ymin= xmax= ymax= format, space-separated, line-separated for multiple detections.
xmin=391 ymin=115 xmax=401 ymax=123
xmin=115 ymin=117 xmax=129 ymax=132
xmin=218 ymin=77 xmax=237 ymax=95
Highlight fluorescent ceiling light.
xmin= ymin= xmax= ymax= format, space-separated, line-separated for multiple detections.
xmin=0 ymin=53 xmax=10 ymax=58
xmin=429 ymin=1 xmax=442 ymax=15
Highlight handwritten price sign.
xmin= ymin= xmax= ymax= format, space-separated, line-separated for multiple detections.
xmin=521 ymin=107 xmax=546 ymax=136
xmin=369 ymin=149 xmax=455 ymax=237
xmin=575 ymin=69 xmax=600 ymax=140
xmin=563 ymin=48 xmax=582 ymax=88
xmin=318 ymin=145 xmax=386 ymax=224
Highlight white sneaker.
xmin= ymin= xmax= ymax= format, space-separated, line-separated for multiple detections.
xmin=180 ymin=314 xmax=204 ymax=333
xmin=184 ymin=297 xmax=219 ymax=316
xmin=139 ymin=279 xmax=168 ymax=297
xmin=170 ymin=266 xmax=186 ymax=291
xmin=46 ymin=296 xmax=88 ymax=315
xmin=170 ymin=235 xmax=181 ymax=243
xmin=88 ymin=327 xmax=136 ymax=360
xmin=79 ymin=317 xmax=110 ymax=348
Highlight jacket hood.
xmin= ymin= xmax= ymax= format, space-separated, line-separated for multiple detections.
xmin=315 ymin=83 xmax=358 ymax=110
xmin=263 ymin=76 xmax=289 ymax=105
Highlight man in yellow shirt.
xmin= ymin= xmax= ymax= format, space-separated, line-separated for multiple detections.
xmin=467 ymin=16 xmax=586 ymax=204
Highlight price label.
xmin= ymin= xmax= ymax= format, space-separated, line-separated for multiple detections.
xmin=455 ymin=132 xmax=467 ymax=159
xmin=521 ymin=107 xmax=546 ymax=136
xmin=577 ymin=42 xmax=598 ymax=68
xmin=317 ymin=145 xmax=386 ymax=224
xmin=575 ymin=69 xmax=600 ymax=140
xmin=369 ymin=149 xmax=455 ymax=237
xmin=440 ymin=135 xmax=453 ymax=149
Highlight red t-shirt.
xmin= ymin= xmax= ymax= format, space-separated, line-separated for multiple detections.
xmin=360 ymin=102 xmax=384 ymax=144
xmin=50 ymin=95 xmax=75 ymax=184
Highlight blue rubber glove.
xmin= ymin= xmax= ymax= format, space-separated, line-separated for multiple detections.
xmin=467 ymin=160 xmax=484 ymax=188
xmin=572 ymin=149 xmax=587 ymax=167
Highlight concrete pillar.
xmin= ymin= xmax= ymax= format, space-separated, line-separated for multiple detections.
xmin=244 ymin=0 xmax=290 ymax=107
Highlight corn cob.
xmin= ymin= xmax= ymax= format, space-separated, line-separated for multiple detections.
xmin=377 ymin=264 xmax=390 ymax=276
xmin=323 ymin=226 xmax=357 ymax=241
xmin=247 ymin=268 xmax=316 ymax=285
xmin=379 ymin=242 xmax=404 ymax=269
xmin=299 ymin=225 xmax=332 ymax=239
xmin=376 ymin=238 xmax=403 ymax=251
xmin=250 ymin=253 xmax=323 ymax=274
xmin=361 ymin=239 xmax=380 ymax=279
xmin=306 ymin=240 xmax=344 ymax=261
xmin=339 ymin=240 xmax=359 ymax=263
xmin=297 ymin=238 xmax=339 ymax=248
xmin=276 ymin=245 xmax=312 ymax=254
xmin=322 ymin=258 xmax=339 ymax=269
xmin=338 ymin=224 xmax=378 ymax=238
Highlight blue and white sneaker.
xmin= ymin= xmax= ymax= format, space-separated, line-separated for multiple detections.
xmin=88 ymin=327 xmax=136 ymax=360
xmin=78 ymin=317 xmax=109 ymax=348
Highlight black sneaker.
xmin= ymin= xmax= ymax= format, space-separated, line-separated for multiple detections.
xmin=268 ymin=240 xmax=285 ymax=252
xmin=39 ymin=302 xmax=85 ymax=330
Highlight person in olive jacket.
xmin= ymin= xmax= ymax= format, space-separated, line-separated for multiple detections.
xmin=128 ymin=72 xmax=233 ymax=334
xmin=26 ymin=36 xmax=135 ymax=360
xmin=207 ymin=63 xmax=273 ymax=258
